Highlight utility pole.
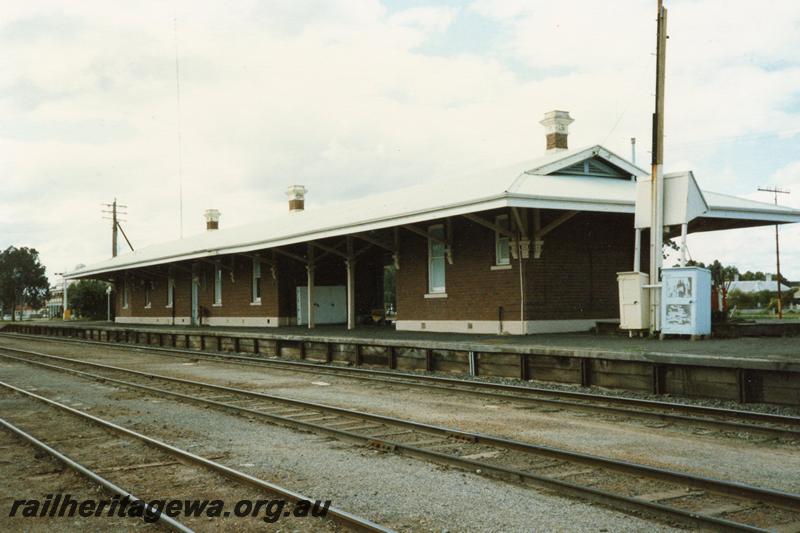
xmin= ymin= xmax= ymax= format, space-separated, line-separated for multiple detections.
xmin=649 ymin=0 xmax=668 ymax=335
xmin=102 ymin=199 xmax=132 ymax=257
xmin=112 ymin=199 xmax=118 ymax=257
xmin=757 ymin=186 xmax=790 ymax=318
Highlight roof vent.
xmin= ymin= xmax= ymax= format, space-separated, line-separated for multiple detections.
xmin=204 ymin=209 xmax=220 ymax=230
xmin=540 ymin=110 xmax=573 ymax=152
xmin=286 ymin=185 xmax=307 ymax=212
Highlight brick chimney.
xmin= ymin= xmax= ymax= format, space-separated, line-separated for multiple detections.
xmin=204 ymin=209 xmax=220 ymax=230
xmin=540 ymin=110 xmax=574 ymax=152
xmin=286 ymin=185 xmax=307 ymax=212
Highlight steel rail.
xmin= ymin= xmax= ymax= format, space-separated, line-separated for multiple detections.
xmin=1 ymin=331 xmax=797 ymax=437
xmin=0 ymin=380 xmax=393 ymax=533
xmin=2 ymin=349 xmax=796 ymax=532
xmin=0 ymin=416 xmax=194 ymax=532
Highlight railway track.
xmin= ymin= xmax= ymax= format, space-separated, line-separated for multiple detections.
xmin=2 ymin=345 xmax=799 ymax=531
xmin=0 ymin=379 xmax=390 ymax=532
xmin=2 ymin=331 xmax=798 ymax=441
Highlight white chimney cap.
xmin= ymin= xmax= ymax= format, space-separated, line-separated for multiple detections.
xmin=539 ymin=110 xmax=574 ymax=135
xmin=286 ymin=185 xmax=307 ymax=200
xmin=204 ymin=209 xmax=221 ymax=223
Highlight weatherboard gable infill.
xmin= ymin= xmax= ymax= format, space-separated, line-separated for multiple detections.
xmin=523 ymin=145 xmax=648 ymax=178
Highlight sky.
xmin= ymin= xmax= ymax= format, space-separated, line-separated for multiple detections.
xmin=1 ymin=0 xmax=799 ymax=284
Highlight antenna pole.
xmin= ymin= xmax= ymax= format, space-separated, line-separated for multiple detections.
xmin=649 ymin=0 xmax=668 ymax=335
xmin=174 ymin=9 xmax=184 ymax=238
xmin=758 ymin=186 xmax=790 ymax=319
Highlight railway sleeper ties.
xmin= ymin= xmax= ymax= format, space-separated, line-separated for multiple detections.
xmin=2 ymin=351 xmax=800 ymax=531
xmin=0 ymin=416 xmax=196 ymax=533
xmin=0 ymin=381 xmax=393 ymax=533
xmin=3 ymin=332 xmax=798 ymax=441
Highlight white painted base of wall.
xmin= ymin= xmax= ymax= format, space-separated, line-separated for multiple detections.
xmin=116 ymin=316 xmax=191 ymax=325
xmin=395 ymin=318 xmax=615 ymax=335
xmin=204 ymin=316 xmax=284 ymax=327
xmin=115 ymin=316 xmax=293 ymax=327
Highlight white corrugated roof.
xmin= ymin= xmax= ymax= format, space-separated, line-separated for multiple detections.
xmin=67 ymin=144 xmax=800 ymax=279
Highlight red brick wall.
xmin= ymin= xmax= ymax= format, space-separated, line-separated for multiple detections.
xmin=114 ymin=257 xmax=281 ymax=321
xmin=396 ymin=214 xmax=522 ymax=322
xmin=396 ymin=210 xmax=636 ymax=323
xmin=112 ymin=209 xmax=637 ymax=327
xmin=525 ymin=211 xmax=635 ymax=320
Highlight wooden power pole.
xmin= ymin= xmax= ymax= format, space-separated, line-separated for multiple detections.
xmin=649 ymin=0 xmax=668 ymax=334
xmin=102 ymin=199 xmax=131 ymax=257
xmin=757 ymin=186 xmax=790 ymax=318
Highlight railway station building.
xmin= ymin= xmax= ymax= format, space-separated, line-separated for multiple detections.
xmin=66 ymin=111 xmax=800 ymax=335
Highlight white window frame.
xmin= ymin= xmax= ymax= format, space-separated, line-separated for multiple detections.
xmin=166 ymin=276 xmax=174 ymax=308
xmin=122 ymin=279 xmax=129 ymax=309
xmin=495 ymin=214 xmax=511 ymax=266
xmin=144 ymin=282 xmax=152 ymax=309
xmin=427 ymin=224 xmax=446 ymax=295
xmin=213 ymin=263 xmax=222 ymax=306
xmin=251 ymin=258 xmax=262 ymax=304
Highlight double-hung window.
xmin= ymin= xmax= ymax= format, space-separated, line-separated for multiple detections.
xmin=495 ymin=215 xmax=511 ymax=266
xmin=213 ymin=263 xmax=222 ymax=305
xmin=427 ymin=224 xmax=446 ymax=294
xmin=251 ymin=259 xmax=261 ymax=304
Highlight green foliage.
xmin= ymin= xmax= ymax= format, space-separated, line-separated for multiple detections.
xmin=685 ymin=259 xmax=739 ymax=286
xmin=728 ymin=289 xmax=793 ymax=311
xmin=69 ymin=280 xmax=111 ymax=320
xmin=0 ymin=246 xmax=50 ymax=320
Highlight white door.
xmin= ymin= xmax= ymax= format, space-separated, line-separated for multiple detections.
xmin=297 ymin=286 xmax=347 ymax=325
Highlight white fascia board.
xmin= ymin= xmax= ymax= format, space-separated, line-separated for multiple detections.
xmin=701 ymin=208 xmax=800 ymax=224
xmin=506 ymin=195 xmax=634 ymax=214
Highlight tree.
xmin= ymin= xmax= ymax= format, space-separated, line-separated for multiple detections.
xmin=685 ymin=259 xmax=739 ymax=287
xmin=0 ymin=246 xmax=49 ymax=321
xmin=69 ymin=280 xmax=111 ymax=320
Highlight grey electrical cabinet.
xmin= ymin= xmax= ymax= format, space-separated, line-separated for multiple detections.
xmin=660 ymin=266 xmax=712 ymax=336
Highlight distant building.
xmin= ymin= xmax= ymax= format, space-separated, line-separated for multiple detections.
xmin=728 ymin=274 xmax=792 ymax=294
xmin=46 ymin=285 xmax=64 ymax=318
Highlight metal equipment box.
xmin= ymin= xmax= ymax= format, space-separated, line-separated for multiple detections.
xmin=617 ymin=271 xmax=650 ymax=331
xmin=661 ymin=266 xmax=711 ymax=336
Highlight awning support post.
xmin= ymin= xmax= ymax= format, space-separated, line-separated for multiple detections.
xmin=346 ymin=237 xmax=355 ymax=330
xmin=679 ymin=223 xmax=688 ymax=267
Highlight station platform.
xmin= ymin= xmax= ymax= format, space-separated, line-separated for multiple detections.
xmin=2 ymin=320 xmax=798 ymax=405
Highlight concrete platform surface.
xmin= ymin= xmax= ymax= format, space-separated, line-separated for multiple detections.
xmin=3 ymin=319 xmax=799 ymax=372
